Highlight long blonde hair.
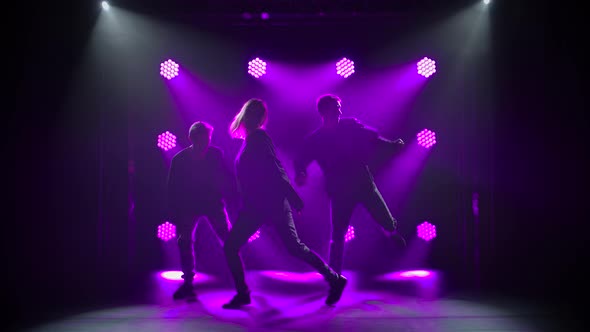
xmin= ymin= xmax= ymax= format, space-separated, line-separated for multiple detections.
xmin=229 ymin=98 xmax=268 ymax=139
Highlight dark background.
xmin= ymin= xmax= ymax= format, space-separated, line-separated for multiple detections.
xmin=7 ymin=0 xmax=585 ymax=329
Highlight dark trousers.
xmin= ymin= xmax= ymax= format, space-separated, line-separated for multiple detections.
xmin=329 ymin=186 xmax=397 ymax=274
xmin=175 ymin=207 xmax=230 ymax=282
xmin=224 ymin=199 xmax=338 ymax=294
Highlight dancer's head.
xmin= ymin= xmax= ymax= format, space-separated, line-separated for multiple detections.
xmin=317 ymin=94 xmax=342 ymax=128
xmin=230 ymin=98 xmax=268 ymax=138
xmin=188 ymin=121 xmax=213 ymax=154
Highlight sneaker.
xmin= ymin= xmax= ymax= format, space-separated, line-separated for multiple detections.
xmin=326 ymin=275 xmax=347 ymax=306
xmin=222 ymin=291 xmax=251 ymax=309
xmin=173 ymin=282 xmax=196 ymax=302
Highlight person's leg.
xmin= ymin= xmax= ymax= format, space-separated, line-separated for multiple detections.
xmin=222 ymin=210 xmax=261 ymax=309
xmin=205 ymin=206 xmax=231 ymax=244
xmin=361 ymin=186 xmax=397 ymax=232
xmin=361 ymin=186 xmax=405 ymax=246
xmin=174 ymin=214 xmax=199 ymax=300
xmin=329 ymin=196 xmax=357 ymax=275
xmin=273 ymin=209 xmax=338 ymax=281
xmin=272 ymin=203 xmax=347 ymax=306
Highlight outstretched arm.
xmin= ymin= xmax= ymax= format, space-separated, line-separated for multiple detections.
xmin=376 ymin=136 xmax=405 ymax=154
xmin=293 ymin=137 xmax=315 ymax=187
xmin=366 ymin=131 xmax=405 ymax=168
xmin=343 ymin=118 xmax=404 ymax=164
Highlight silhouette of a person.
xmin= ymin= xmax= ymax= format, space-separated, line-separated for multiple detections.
xmin=222 ymin=98 xmax=347 ymax=309
xmin=294 ymin=94 xmax=406 ymax=274
xmin=166 ymin=121 xmax=236 ymax=301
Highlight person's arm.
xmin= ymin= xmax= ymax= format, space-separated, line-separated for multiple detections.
xmin=355 ymin=119 xmax=405 ymax=158
xmin=342 ymin=117 xmax=404 ymax=164
xmin=375 ymin=136 xmax=405 ymax=154
xmin=359 ymin=124 xmax=405 ymax=166
xmin=293 ymin=136 xmax=315 ymax=187
xmin=255 ymin=132 xmax=304 ymax=212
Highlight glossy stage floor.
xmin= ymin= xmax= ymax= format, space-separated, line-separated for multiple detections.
xmin=17 ymin=268 xmax=569 ymax=332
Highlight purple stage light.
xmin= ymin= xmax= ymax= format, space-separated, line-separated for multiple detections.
xmin=417 ymin=57 xmax=436 ymax=78
xmin=157 ymin=131 xmax=177 ymax=151
xmin=248 ymin=57 xmax=267 ymax=78
xmin=160 ymin=59 xmax=179 ymax=80
xmin=417 ymin=129 xmax=437 ymax=148
xmin=157 ymin=221 xmax=176 ymax=241
xmin=336 ymin=57 xmax=355 ymax=78
xmin=417 ymin=221 xmax=437 ymax=241
xmin=248 ymin=230 xmax=260 ymax=242
xmin=345 ymin=225 xmax=355 ymax=242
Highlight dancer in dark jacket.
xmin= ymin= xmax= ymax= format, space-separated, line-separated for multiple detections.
xmin=222 ymin=98 xmax=347 ymax=309
xmin=294 ymin=94 xmax=406 ymax=274
xmin=167 ymin=121 xmax=236 ymax=301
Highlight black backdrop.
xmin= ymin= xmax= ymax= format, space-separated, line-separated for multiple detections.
xmin=7 ymin=0 xmax=586 ymax=328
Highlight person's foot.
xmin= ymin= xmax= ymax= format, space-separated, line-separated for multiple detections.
xmin=173 ymin=282 xmax=196 ymax=302
xmin=222 ymin=291 xmax=251 ymax=309
xmin=326 ymin=275 xmax=347 ymax=306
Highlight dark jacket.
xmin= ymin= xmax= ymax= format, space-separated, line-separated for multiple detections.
xmin=294 ymin=117 xmax=403 ymax=198
xmin=167 ymin=145 xmax=236 ymax=218
xmin=235 ymin=129 xmax=301 ymax=212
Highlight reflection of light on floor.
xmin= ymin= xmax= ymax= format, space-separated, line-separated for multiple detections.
xmin=259 ymin=270 xmax=324 ymax=283
xmin=377 ymin=269 xmax=438 ymax=281
xmin=24 ymin=289 xmax=545 ymax=332
xmin=400 ymin=270 xmax=430 ymax=278
xmin=376 ymin=270 xmax=440 ymax=299
xmin=24 ymin=270 xmax=547 ymax=331
xmin=158 ymin=270 xmax=215 ymax=282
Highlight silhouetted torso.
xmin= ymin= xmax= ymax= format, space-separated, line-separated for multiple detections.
xmin=167 ymin=146 xmax=228 ymax=215
xmin=235 ymin=129 xmax=292 ymax=211
xmin=297 ymin=118 xmax=379 ymax=197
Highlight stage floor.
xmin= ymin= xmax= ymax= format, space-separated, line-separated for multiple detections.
xmin=18 ymin=270 xmax=570 ymax=332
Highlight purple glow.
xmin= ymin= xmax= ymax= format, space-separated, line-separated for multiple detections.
xmin=400 ymin=270 xmax=431 ymax=278
xmin=472 ymin=192 xmax=480 ymax=218
xmin=159 ymin=271 xmax=213 ymax=282
xmin=417 ymin=129 xmax=437 ymax=148
xmin=160 ymin=59 xmax=179 ymax=80
xmin=157 ymin=131 xmax=177 ymax=151
xmin=379 ymin=269 xmax=437 ymax=281
xmin=336 ymin=57 xmax=355 ymax=78
xmin=157 ymin=221 xmax=176 ymax=241
xmin=345 ymin=225 xmax=355 ymax=242
xmin=259 ymin=270 xmax=324 ymax=283
xmin=417 ymin=57 xmax=436 ymax=78
xmin=248 ymin=57 xmax=267 ymax=78
xmin=417 ymin=221 xmax=437 ymax=241
xmin=248 ymin=230 xmax=261 ymax=243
